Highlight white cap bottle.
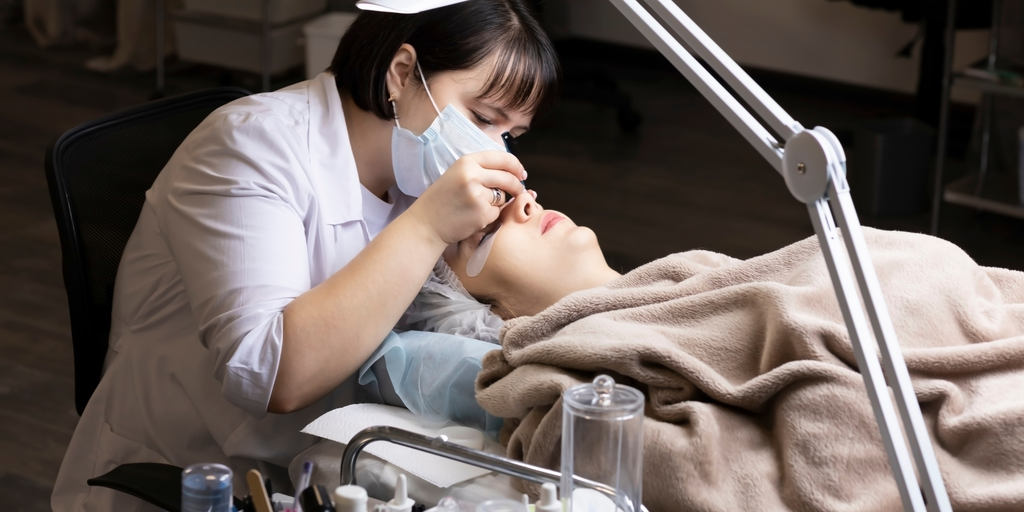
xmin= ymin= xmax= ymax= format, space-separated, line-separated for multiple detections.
xmin=334 ymin=485 xmax=368 ymax=512
xmin=536 ymin=483 xmax=561 ymax=512
xmin=385 ymin=474 xmax=415 ymax=512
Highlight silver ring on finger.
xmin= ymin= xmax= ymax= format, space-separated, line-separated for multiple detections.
xmin=490 ymin=187 xmax=504 ymax=207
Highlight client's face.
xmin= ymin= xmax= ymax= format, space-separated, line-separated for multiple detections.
xmin=444 ymin=193 xmax=618 ymax=318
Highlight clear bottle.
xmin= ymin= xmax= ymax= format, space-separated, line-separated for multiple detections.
xmin=560 ymin=375 xmax=644 ymax=512
xmin=181 ymin=463 xmax=233 ymax=512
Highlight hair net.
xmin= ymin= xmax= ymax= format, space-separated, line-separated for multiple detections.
xmin=398 ymin=258 xmax=504 ymax=343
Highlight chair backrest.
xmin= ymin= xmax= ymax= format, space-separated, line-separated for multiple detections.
xmin=45 ymin=87 xmax=251 ymax=415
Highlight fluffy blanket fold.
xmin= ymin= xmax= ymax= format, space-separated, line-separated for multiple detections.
xmin=476 ymin=229 xmax=1024 ymax=512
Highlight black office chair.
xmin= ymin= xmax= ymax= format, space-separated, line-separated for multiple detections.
xmin=45 ymin=86 xmax=251 ymax=511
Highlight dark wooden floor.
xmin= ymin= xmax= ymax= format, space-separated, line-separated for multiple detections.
xmin=3 ymin=18 xmax=1024 ymax=512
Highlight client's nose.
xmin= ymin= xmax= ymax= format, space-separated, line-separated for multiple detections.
xmin=501 ymin=193 xmax=541 ymax=224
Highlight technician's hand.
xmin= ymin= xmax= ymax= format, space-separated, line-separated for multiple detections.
xmin=410 ymin=150 xmax=527 ymax=245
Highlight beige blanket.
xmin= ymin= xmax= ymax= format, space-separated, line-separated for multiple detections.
xmin=476 ymin=229 xmax=1024 ymax=512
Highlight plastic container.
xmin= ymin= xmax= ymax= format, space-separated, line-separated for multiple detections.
xmin=182 ymin=0 xmax=327 ymax=25
xmin=475 ymin=499 xmax=527 ymax=512
xmin=181 ymin=463 xmax=232 ymax=512
xmin=173 ymin=12 xmax=307 ymax=75
xmin=302 ymin=12 xmax=358 ymax=79
xmin=561 ymin=375 xmax=644 ymax=512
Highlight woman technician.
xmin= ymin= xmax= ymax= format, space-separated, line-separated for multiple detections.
xmin=52 ymin=1 xmax=560 ymax=509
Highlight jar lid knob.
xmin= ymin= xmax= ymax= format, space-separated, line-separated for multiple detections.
xmin=592 ymin=374 xmax=615 ymax=406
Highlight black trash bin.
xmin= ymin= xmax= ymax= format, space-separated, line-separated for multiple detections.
xmin=845 ymin=118 xmax=935 ymax=218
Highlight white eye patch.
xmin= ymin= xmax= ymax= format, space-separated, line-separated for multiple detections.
xmin=466 ymin=223 xmax=502 ymax=278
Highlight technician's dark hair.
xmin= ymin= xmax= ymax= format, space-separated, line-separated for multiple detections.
xmin=330 ymin=0 xmax=561 ymax=121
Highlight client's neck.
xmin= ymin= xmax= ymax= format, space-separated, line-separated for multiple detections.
xmin=513 ymin=264 xmax=621 ymax=318
xmin=585 ymin=264 xmax=622 ymax=290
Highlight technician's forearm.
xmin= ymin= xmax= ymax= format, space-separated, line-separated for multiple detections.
xmin=269 ymin=212 xmax=446 ymax=414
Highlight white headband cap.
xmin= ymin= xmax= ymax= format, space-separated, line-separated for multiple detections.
xmin=356 ymin=0 xmax=473 ymax=14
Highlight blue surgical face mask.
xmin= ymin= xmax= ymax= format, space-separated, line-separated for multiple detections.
xmin=391 ymin=62 xmax=505 ymax=197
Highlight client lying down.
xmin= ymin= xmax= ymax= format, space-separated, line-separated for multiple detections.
xmin=408 ymin=193 xmax=1024 ymax=512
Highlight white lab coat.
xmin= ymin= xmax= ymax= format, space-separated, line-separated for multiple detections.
xmin=51 ymin=72 xmax=414 ymax=511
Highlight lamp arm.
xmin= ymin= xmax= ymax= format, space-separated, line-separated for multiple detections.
xmin=607 ymin=0 xmax=785 ymax=173
xmin=603 ymin=2 xmax=952 ymax=511
xmin=643 ymin=0 xmax=803 ymax=141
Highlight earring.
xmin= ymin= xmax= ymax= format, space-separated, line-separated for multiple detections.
xmin=389 ymin=94 xmax=400 ymax=124
xmin=388 ymin=91 xmax=399 ymax=120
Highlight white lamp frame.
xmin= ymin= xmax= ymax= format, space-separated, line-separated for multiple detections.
xmin=605 ymin=2 xmax=952 ymax=511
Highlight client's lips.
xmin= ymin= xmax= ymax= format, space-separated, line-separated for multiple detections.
xmin=540 ymin=212 xmax=565 ymax=235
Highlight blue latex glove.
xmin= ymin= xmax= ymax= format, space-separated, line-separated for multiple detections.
xmin=357 ymin=330 xmax=504 ymax=437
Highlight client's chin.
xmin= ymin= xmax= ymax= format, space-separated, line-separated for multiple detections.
xmin=570 ymin=226 xmax=611 ymax=265
xmin=563 ymin=225 xmax=600 ymax=249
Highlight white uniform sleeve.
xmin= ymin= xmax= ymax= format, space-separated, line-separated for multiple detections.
xmin=155 ymin=110 xmax=313 ymax=417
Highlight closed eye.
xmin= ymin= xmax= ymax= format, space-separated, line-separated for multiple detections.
xmin=459 ymin=222 xmax=500 ymax=251
xmin=471 ymin=110 xmax=494 ymax=127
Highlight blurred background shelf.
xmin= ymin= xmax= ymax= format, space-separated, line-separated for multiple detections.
xmin=932 ymin=0 xmax=1024 ymax=234
xmin=953 ymin=74 xmax=1024 ymax=99
xmin=182 ymin=0 xmax=326 ymax=24
xmin=939 ymin=68 xmax=1024 ymax=224
xmin=157 ymin=0 xmax=328 ymax=94
xmin=172 ymin=11 xmax=315 ymax=76
xmin=944 ymin=173 xmax=1024 ymax=220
